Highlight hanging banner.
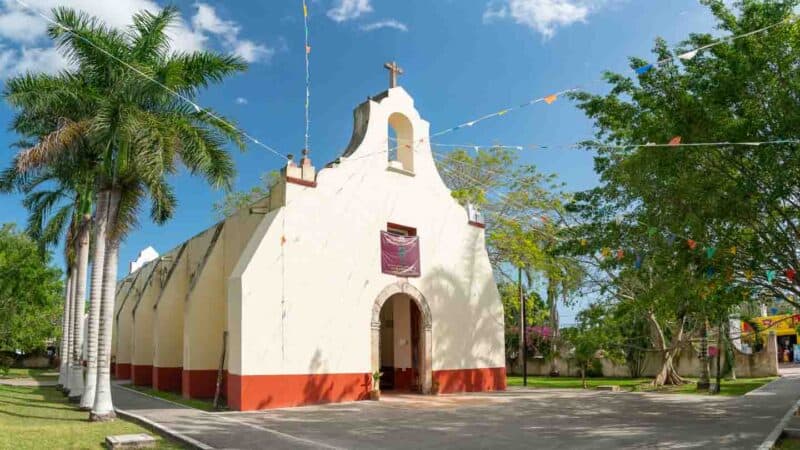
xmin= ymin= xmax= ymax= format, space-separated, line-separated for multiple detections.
xmin=380 ymin=231 xmax=421 ymax=277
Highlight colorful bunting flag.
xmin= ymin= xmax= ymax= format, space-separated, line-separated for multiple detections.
xmin=635 ymin=64 xmax=654 ymax=75
xmin=745 ymin=270 xmax=754 ymax=281
xmin=303 ymin=2 xmax=308 ymax=17
xmin=616 ymin=249 xmax=624 ymax=260
xmin=666 ymin=234 xmax=676 ymax=246
xmin=767 ymin=270 xmax=777 ymax=283
xmin=306 ymin=45 xmax=312 ymax=54
xmin=729 ymin=246 xmax=737 ymax=255
xmin=635 ymin=254 xmax=643 ymax=269
xmin=281 ymin=235 xmax=287 ymax=245
xmin=544 ymin=94 xmax=558 ymax=105
xmin=580 ymin=238 xmax=588 ymax=247
xmin=706 ymin=267 xmax=715 ymax=278
xmin=678 ymin=50 xmax=698 ymax=60
xmin=687 ymin=239 xmax=697 ymax=250
xmin=786 ymin=268 xmax=797 ymax=282
xmin=706 ymin=247 xmax=716 ymax=259
xmin=601 ymin=247 xmax=611 ymax=258
xmin=497 ymin=109 xmax=509 ymax=116
xmin=669 ymin=136 xmax=682 ymax=146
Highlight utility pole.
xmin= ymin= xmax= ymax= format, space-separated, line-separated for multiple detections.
xmin=519 ymin=267 xmax=527 ymax=386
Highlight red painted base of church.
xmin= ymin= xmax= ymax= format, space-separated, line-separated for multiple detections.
xmin=110 ymin=362 xmax=116 ymax=376
xmin=153 ymin=367 xmax=182 ymax=392
xmin=182 ymin=369 xmax=227 ymax=399
xmin=433 ymin=367 xmax=507 ymax=393
xmin=131 ymin=365 xmax=153 ymax=386
xmin=226 ymin=368 xmax=506 ymax=411
xmin=227 ymin=373 xmax=371 ymax=411
xmin=115 ymin=363 xmax=131 ymax=380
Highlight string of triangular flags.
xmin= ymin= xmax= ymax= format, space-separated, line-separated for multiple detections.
xmin=427 ymin=138 xmax=800 ymax=153
xmin=634 ymin=16 xmax=797 ymax=75
xmin=428 ymin=88 xmax=578 ymax=140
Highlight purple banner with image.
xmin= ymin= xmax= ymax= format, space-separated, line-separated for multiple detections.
xmin=380 ymin=231 xmax=421 ymax=277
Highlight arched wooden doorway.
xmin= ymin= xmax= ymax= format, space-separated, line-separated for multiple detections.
xmin=371 ymin=282 xmax=432 ymax=394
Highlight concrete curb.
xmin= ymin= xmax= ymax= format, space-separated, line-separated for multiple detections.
xmin=112 ymin=385 xmax=213 ymax=450
xmin=115 ymin=408 xmax=213 ymax=450
xmin=757 ymin=398 xmax=800 ymax=450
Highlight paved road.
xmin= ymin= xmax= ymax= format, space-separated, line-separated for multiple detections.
xmin=113 ymin=374 xmax=800 ymax=450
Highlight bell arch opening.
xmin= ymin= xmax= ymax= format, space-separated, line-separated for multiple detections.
xmin=371 ymin=282 xmax=431 ymax=394
xmin=387 ymin=112 xmax=414 ymax=173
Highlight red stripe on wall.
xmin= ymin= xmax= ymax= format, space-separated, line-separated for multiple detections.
xmin=182 ymin=369 xmax=227 ymax=399
xmin=153 ymin=367 xmax=182 ymax=393
xmin=115 ymin=363 xmax=131 ymax=380
xmin=433 ymin=367 xmax=506 ymax=393
xmin=227 ymin=373 xmax=371 ymax=411
xmin=131 ymin=365 xmax=153 ymax=386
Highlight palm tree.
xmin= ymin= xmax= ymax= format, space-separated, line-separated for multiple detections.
xmin=6 ymin=6 xmax=245 ymax=420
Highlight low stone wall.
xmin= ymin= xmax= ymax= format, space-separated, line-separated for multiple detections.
xmin=514 ymin=332 xmax=779 ymax=378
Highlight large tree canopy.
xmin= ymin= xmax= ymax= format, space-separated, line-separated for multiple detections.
xmin=570 ymin=0 xmax=800 ymax=308
xmin=0 ymin=224 xmax=63 ymax=356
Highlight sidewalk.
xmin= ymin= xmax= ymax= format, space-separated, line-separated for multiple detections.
xmin=112 ymin=384 xmax=337 ymax=449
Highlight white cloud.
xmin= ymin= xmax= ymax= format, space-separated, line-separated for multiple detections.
xmin=360 ymin=20 xmax=408 ymax=32
xmin=483 ymin=0 xmax=614 ymax=38
xmin=235 ymin=97 xmax=248 ymax=105
xmin=0 ymin=0 xmax=274 ymax=78
xmin=327 ymin=0 xmax=372 ymax=22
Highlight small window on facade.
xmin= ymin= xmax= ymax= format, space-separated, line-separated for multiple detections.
xmin=387 ymin=222 xmax=417 ymax=237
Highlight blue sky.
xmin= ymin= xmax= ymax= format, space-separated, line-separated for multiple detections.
xmin=0 ymin=0 xmax=723 ymax=322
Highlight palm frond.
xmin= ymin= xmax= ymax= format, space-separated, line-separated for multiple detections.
xmin=129 ymin=7 xmax=178 ymax=62
xmin=15 ymin=119 xmax=89 ymax=173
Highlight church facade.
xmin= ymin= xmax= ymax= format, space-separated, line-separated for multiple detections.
xmin=111 ymin=85 xmax=506 ymax=411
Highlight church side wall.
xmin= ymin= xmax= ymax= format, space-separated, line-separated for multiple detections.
xmin=131 ymin=263 xmax=161 ymax=387
xmin=153 ymin=248 xmax=187 ymax=392
xmin=111 ymin=280 xmax=134 ymax=376
xmin=115 ymin=264 xmax=155 ymax=379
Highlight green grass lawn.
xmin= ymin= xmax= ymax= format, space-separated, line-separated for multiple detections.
xmin=775 ymin=438 xmax=800 ymax=449
xmin=0 ymin=384 xmax=185 ymax=449
xmin=127 ymin=385 xmax=219 ymax=412
xmin=507 ymin=375 xmax=777 ymax=396
xmin=0 ymin=368 xmax=58 ymax=380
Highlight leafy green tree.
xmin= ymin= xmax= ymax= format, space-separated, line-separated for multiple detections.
xmin=4 ymin=6 xmax=246 ymax=420
xmin=0 ymin=224 xmax=63 ymax=362
xmin=562 ymin=304 xmax=624 ymax=388
xmin=435 ymin=147 xmax=585 ymax=371
xmin=213 ymin=171 xmax=281 ymax=218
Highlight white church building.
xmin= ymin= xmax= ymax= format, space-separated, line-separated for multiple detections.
xmin=112 ymin=78 xmax=506 ymax=411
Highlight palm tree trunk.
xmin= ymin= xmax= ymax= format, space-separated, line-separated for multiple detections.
xmin=58 ymin=269 xmax=74 ymax=389
xmin=68 ymin=222 xmax=90 ymax=401
xmin=91 ymin=190 xmax=120 ymax=421
xmin=697 ymin=320 xmax=710 ymax=391
xmin=81 ymin=192 xmax=108 ymax=410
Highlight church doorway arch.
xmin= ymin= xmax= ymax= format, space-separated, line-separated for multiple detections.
xmin=371 ymin=282 xmax=432 ymax=394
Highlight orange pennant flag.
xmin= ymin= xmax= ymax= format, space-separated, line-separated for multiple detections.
xmin=687 ymin=239 xmax=697 ymax=250
xmin=616 ymin=249 xmax=624 ymax=260
xmin=668 ymin=136 xmax=682 ymax=146
xmin=281 ymin=235 xmax=287 ymax=246
xmin=544 ymin=94 xmax=558 ymax=105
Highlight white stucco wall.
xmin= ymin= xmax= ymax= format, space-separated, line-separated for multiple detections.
xmin=229 ymin=87 xmax=505 ymax=377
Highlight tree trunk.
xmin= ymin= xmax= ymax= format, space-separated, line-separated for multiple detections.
xmin=81 ymin=192 xmax=108 ymax=410
xmin=697 ymin=320 xmax=710 ymax=391
xmin=581 ymin=368 xmax=587 ymax=388
xmin=548 ymin=279 xmax=560 ymax=376
xmin=649 ymin=312 xmax=686 ymax=386
xmin=67 ymin=220 xmax=90 ymax=401
xmin=59 ymin=269 xmax=74 ymax=390
xmin=91 ymin=190 xmax=120 ymax=421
